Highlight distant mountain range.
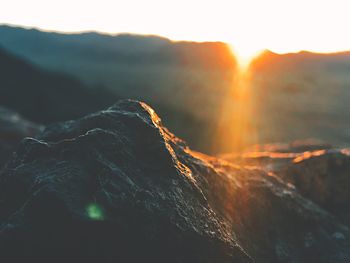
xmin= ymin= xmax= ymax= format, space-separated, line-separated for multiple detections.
xmin=248 ymin=50 xmax=350 ymax=149
xmin=1 ymin=24 xmax=350 ymax=153
xmin=0 ymin=46 xmax=118 ymax=123
xmin=0 ymin=25 xmax=236 ymax=96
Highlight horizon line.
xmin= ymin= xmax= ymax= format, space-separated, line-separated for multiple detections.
xmin=1 ymin=22 xmax=350 ymax=57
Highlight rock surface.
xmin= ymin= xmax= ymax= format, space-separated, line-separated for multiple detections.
xmin=0 ymin=107 xmax=42 ymax=168
xmin=1 ymin=100 xmax=350 ymax=262
xmin=222 ymin=142 xmax=350 ymax=226
xmin=279 ymin=149 xmax=350 ymax=226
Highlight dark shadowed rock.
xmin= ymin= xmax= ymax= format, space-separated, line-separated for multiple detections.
xmin=186 ymin=151 xmax=350 ymax=262
xmin=0 ymin=100 xmax=349 ymax=262
xmin=278 ymin=149 xmax=350 ymax=225
xmin=0 ymin=100 xmax=250 ymax=263
xmin=0 ymin=107 xmax=42 ymax=168
xmin=222 ymin=143 xmax=350 ymax=228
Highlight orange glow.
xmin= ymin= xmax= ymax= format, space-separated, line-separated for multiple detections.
xmin=213 ymin=60 xmax=258 ymax=153
xmin=293 ymin=150 xmax=327 ymax=163
xmin=229 ymin=45 xmax=264 ymax=70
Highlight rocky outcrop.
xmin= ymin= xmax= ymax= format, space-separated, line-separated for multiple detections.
xmin=279 ymin=149 xmax=350 ymax=226
xmin=0 ymin=101 xmax=349 ymax=262
xmin=189 ymin=151 xmax=350 ymax=262
xmin=223 ymin=142 xmax=350 ymax=228
xmin=0 ymin=107 xmax=42 ymax=168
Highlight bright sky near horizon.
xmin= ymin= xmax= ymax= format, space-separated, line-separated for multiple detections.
xmin=1 ymin=0 xmax=350 ymax=62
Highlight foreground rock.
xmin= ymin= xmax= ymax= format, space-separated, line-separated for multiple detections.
xmin=0 ymin=101 xmax=350 ymax=262
xmin=279 ymin=149 xmax=350 ymax=226
xmin=0 ymin=107 xmax=42 ymax=168
xmin=222 ymin=142 xmax=350 ymax=226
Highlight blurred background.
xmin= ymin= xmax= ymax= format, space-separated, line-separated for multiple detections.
xmin=1 ymin=0 xmax=350 ymax=155
xmin=1 ymin=24 xmax=350 ymax=154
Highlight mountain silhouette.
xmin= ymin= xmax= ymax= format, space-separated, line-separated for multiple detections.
xmin=0 ymin=47 xmax=118 ymax=123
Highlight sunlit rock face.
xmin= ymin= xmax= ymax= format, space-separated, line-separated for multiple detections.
xmin=0 ymin=107 xmax=42 ymax=168
xmin=0 ymin=100 xmax=350 ymax=262
xmin=222 ymin=142 xmax=350 ymax=227
xmin=191 ymin=152 xmax=350 ymax=262
xmin=279 ymin=149 xmax=350 ymax=226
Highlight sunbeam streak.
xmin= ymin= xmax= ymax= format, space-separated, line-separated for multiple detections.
xmin=213 ymin=47 xmax=260 ymax=153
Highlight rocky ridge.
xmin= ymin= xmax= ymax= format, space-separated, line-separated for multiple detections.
xmin=0 ymin=100 xmax=349 ymax=262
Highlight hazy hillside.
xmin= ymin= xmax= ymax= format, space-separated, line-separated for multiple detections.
xmin=0 ymin=25 xmax=236 ymax=113
xmin=0 ymin=47 xmax=118 ymax=123
xmin=248 ymin=50 xmax=350 ymax=147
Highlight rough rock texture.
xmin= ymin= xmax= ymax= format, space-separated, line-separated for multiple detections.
xmin=279 ymin=149 xmax=350 ymax=226
xmin=223 ymin=143 xmax=350 ymax=229
xmin=1 ymin=100 xmax=350 ymax=263
xmin=189 ymin=152 xmax=350 ymax=262
xmin=0 ymin=107 xmax=42 ymax=168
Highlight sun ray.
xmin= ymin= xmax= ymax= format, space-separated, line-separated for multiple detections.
xmin=212 ymin=45 xmax=262 ymax=153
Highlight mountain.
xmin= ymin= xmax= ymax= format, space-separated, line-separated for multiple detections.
xmin=0 ymin=25 xmax=236 ymax=101
xmin=0 ymin=25 xmax=237 ymax=153
xmin=0 ymin=47 xmax=119 ymax=123
xmin=246 ymin=50 xmax=350 ymax=148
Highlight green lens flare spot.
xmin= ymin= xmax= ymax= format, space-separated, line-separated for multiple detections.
xmin=86 ymin=203 xmax=104 ymax=220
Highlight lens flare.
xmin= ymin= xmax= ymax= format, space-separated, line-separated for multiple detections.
xmin=212 ymin=45 xmax=262 ymax=153
xmin=86 ymin=203 xmax=105 ymax=220
xmin=229 ymin=44 xmax=264 ymax=70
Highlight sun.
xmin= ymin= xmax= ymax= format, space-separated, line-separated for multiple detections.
xmin=229 ymin=44 xmax=264 ymax=70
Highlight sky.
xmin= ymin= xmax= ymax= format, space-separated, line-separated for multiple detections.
xmin=1 ymin=0 xmax=350 ymax=62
